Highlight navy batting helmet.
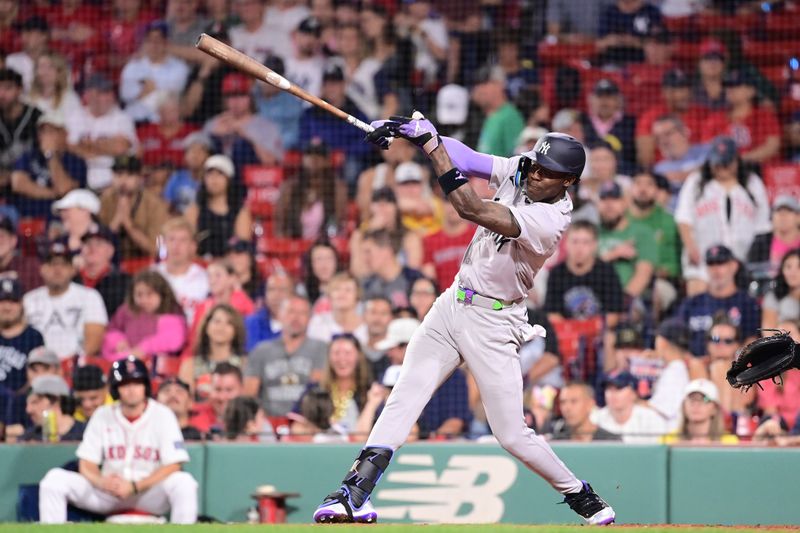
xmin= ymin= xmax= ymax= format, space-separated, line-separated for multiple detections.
xmin=514 ymin=133 xmax=586 ymax=186
xmin=109 ymin=356 xmax=151 ymax=400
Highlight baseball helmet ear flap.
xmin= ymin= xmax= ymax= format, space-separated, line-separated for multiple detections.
xmin=513 ymin=156 xmax=532 ymax=187
xmin=109 ymin=356 xmax=152 ymax=400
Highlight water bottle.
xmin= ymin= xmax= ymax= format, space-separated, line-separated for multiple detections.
xmin=42 ymin=410 xmax=58 ymax=443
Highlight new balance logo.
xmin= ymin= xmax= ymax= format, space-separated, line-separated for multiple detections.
xmin=539 ymin=141 xmax=551 ymax=155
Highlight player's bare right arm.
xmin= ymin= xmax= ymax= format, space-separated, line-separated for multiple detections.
xmin=428 ymin=143 xmax=521 ymax=238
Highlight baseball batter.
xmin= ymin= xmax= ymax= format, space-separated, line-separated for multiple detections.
xmin=314 ymin=115 xmax=615 ymax=525
xmin=39 ymin=357 xmax=198 ymax=524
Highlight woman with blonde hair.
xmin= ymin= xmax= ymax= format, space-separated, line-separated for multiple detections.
xmin=27 ymin=52 xmax=80 ymax=117
xmin=662 ymin=379 xmax=738 ymax=444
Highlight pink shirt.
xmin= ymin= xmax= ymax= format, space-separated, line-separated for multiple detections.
xmin=757 ymin=370 xmax=800 ymax=429
xmin=770 ymin=236 xmax=800 ymax=271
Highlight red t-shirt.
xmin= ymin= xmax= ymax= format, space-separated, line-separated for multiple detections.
xmin=422 ymin=225 xmax=475 ymax=288
xmin=757 ymin=369 xmax=800 ymax=429
xmin=636 ymin=103 xmax=706 ymax=142
xmin=189 ymin=403 xmax=220 ymax=434
xmin=701 ymin=106 xmax=781 ymax=161
xmin=624 ymin=64 xmax=671 ymax=115
xmin=137 ymin=123 xmax=198 ymax=167
xmin=101 ymin=10 xmax=158 ymax=60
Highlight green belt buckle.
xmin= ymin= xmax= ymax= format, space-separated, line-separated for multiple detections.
xmin=491 ymin=300 xmax=503 ymax=311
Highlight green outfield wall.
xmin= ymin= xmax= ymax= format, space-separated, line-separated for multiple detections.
xmin=1 ymin=443 xmax=798 ymax=525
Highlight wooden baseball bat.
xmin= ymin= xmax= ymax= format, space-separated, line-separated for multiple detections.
xmin=195 ymin=33 xmax=376 ymax=135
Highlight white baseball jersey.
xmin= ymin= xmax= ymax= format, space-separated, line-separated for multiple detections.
xmin=154 ymin=263 xmax=209 ymax=324
xmin=23 ymin=283 xmax=108 ymax=359
xmin=457 ymin=155 xmax=573 ymax=302
xmin=77 ymin=400 xmax=189 ymax=482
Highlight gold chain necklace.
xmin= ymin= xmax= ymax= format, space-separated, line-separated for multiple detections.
xmin=330 ymin=382 xmax=354 ymax=422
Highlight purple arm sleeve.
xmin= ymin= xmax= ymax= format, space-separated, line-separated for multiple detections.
xmin=441 ymin=137 xmax=494 ymax=180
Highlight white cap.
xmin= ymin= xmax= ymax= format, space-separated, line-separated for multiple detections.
xmin=381 ymin=364 xmax=403 ymax=387
xmin=204 ymin=154 xmax=235 ymax=178
xmin=684 ymin=378 xmax=719 ymax=403
xmin=31 ymin=375 xmax=70 ymax=397
xmin=436 ymin=84 xmax=469 ymax=126
xmin=395 ymin=161 xmax=424 ymax=184
xmin=515 ymin=126 xmax=548 ymax=154
xmin=51 ymin=189 xmax=100 ymax=215
xmin=773 ymin=194 xmax=800 ymax=213
xmin=375 ymin=318 xmax=420 ymax=351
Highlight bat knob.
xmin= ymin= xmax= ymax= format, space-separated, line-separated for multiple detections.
xmin=411 ymin=110 xmax=425 ymax=120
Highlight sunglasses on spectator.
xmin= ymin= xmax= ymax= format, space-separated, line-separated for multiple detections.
xmin=686 ymin=395 xmax=713 ymax=404
xmin=710 ymin=335 xmax=737 ymax=345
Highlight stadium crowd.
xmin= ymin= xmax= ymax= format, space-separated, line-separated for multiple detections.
xmin=1 ymin=0 xmax=800 ymax=448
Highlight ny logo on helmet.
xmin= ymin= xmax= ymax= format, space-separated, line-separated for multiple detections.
xmin=539 ymin=141 xmax=551 ymax=155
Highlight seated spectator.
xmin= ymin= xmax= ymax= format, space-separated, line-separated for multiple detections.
xmin=274 ymin=139 xmax=346 ymax=240
xmin=337 ymin=22 xmax=382 ymax=120
xmin=23 ymin=243 xmax=108 ymax=359
xmin=597 ymin=182 xmax=657 ymax=301
xmin=180 ymin=303 xmax=246 ymax=400
xmin=0 ymin=68 xmax=40 ymax=180
xmin=662 ymin=379 xmax=738 ymax=444
xmin=636 ymin=68 xmax=705 ymax=168
xmin=757 ymin=320 xmax=800 ymax=433
xmin=489 ymin=32 xmax=539 ymax=103
xmin=51 ymin=188 xmax=101 ymax=259
xmin=298 ymin=64 xmax=370 ymax=185
xmin=422 ymin=198 xmax=474 ymax=288
xmin=581 ymin=79 xmax=637 ymax=174
xmin=0 ymin=278 xmax=44 ymax=434
xmin=361 ymin=229 xmax=425 ymax=309
xmin=223 ymin=395 xmax=274 ymax=442
xmin=189 ymin=361 xmax=243 ymax=436
xmin=520 ymin=309 xmax=564 ymax=390
xmin=593 ymin=370 xmax=667 ymax=444
xmin=628 ymin=171 xmax=681 ymax=283
xmin=244 ymin=294 xmax=327 ymax=416
xmin=747 ymin=196 xmax=800 ymax=278
xmin=38 ymin=356 xmax=197 ymax=524
xmin=785 ymin=112 xmax=800 ymax=163
xmin=290 ymin=333 xmax=374 ymax=436
xmin=72 ymin=365 xmax=111 ymax=423
xmin=165 ymin=0 xmax=209 ymax=48
xmin=762 ymin=249 xmax=800 ymax=330
xmin=355 ymin=138 xmax=416 ymax=220
xmin=409 ymin=277 xmax=437 ymax=321
xmin=11 ymin=112 xmax=87 ymax=219
xmin=225 ymin=237 xmax=263 ymax=302
xmin=612 ymin=321 xmax=657 ymax=396
xmin=675 ymin=137 xmax=771 ymax=295
xmin=647 ymin=318 xmax=691 ymax=431
xmin=308 ymin=272 xmax=367 ymax=344
xmin=44 ymin=1 xmax=101 ymax=67
xmin=137 ymin=94 xmax=197 ymax=168
xmin=545 ymin=0 xmax=604 ymax=42
xmin=677 ymin=244 xmax=761 ymax=356
xmin=705 ymin=318 xmax=756 ymax=427
xmin=229 ymin=0 xmax=290 ymax=62
xmin=471 ymin=68 xmax=525 ymax=157
xmin=66 ymin=73 xmax=138 ymax=192
xmin=376 ymin=317 xmax=471 ymax=438
xmin=155 ymin=217 xmax=210 ymax=324
xmin=701 ymin=71 xmax=781 ymax=164
xmin=692 ymin=38 xmax=727 ymax=112
xmin=244 ymin=272 xmax=293 ymax=351
xmin=597 ymin=0 xmax=662 ymax=65
xmin=99 ymin=156 xmax=169 ymax=260
xmin=6 ymin=16 xmax=48 ymax=91
xmin=544 ymin=222 xmax=625 ymax=363
xmin=156 ymin=377 xmax=203 ymax=441
xmin=75 ymin=225 xmax=131 ymax=317
xmin=394 ymin=161 xmax=442 ymax=237
xmin=185 ymin=154 xmax=251 ymax=258
xmin=0 ymin=213 xmax=43 ymax=291
xmin=651 ymin=115 xmax=708 ymax=194
xmin=204 ymin=73 xmax=283 ymax=168
xmin=362 ymin=296 xmax=393 ymax=370
xmin=301 ymin=242 xmax=340 ymax=316
xmin=20 ymin=375 xmax=85 ymax=442
xmin=350 ymin=188 xmax=424 ymax=279
xmin=162 ymin=132 xmax=212 ymax=214
xmin=253 ymin=55 xmax=304 ymax=150
xmin=4 ymin=347 xmax=61 ymax=440
xmin=624 ymin=25 xmax=675 ymax=116
xmin=120 ymin=21 xmax=190 ymax=123
xmin=187 ymin=260 xmax=254 ymax=347
xmin=549 ymin=382 xmax=621 ymax=442
xmin=102 ymin=270 xmax=187 ymax=363
xmin=284 ymin=16 xmax=325 ymax=99
xmin=574 ymin=142 xmax=630 ymax=222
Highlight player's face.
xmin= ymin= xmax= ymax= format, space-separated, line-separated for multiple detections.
xmin=311 ymin=246 xmax=337 ymax=283
xmin=75 ymin=388 xmax=107 ymax=419
xmin=26 ymin=394 xmax=55 ymax=425
xmin=206 ymin=309 xmax=236 ymax=345
xmin=133 ymin=282 xmax=162 ymax=315
xmin=117 ymin=381 xmax=147 ymax=408
xmin=525 ymin=164 xmax=574 ymax=203
xmin=41 ymin=258 xmax=75 ymax=292
xmin=0 ymin=300 xmax=23 ymax=329
xmin=559 ymin=387 xmax=593 ymax=428
xmin=328 ymin=338 xmax=359 ymax=379
xmin=683 ymin=392 xmax=716 ymax=423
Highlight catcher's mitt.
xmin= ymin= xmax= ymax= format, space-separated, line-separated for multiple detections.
xmin=726 ymin=330 xmax=800 ymax=390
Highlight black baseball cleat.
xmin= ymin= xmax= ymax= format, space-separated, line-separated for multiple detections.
xmin=313 ymin=488 xmax=378 ymax=524
xmin=562 ymin=481 xmax=616 ymax=525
